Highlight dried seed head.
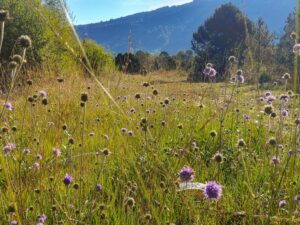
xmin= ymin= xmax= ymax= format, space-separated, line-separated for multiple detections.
xmin=81 ymin=92 xmax=88 ymax=102
xmin=0 ymin=10 xmax=9 ymax=22
xmin=11 ymin=55 xmax=23 ymax=65
xmin=18 ymin=35 xmax=32 ymax=48
xmin=8 ymin=61 xmax=18 ymax=70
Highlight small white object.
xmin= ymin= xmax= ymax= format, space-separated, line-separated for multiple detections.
xmin=177 ymin=182 xmax=206 ymax=192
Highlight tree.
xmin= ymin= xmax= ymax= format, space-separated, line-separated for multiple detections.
xmin=277 ymin=11 xmax=298 ymax=71
xmin=175 ymin=50 xmax=194 ymax=72
xmin=156 ymin=51 xmax=176 ymax=71
xmin=190 ymin=3 xmax=255 ymax=81
xmin=115 ymin=53 xmax=141 ymax=74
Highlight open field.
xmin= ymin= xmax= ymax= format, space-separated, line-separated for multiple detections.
xmin=0 ymin=71 xmax=299 ymax=224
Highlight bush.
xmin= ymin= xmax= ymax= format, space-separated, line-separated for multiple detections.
xmin=82 ymin=39 xmax=114 ymax=74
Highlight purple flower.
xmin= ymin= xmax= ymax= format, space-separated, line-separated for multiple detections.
xmin=130 ymin=107 xmax=135 ymax=113
xmin=88 ymin=132 xmax=95 ymax=137
xmin=40 ymin=90 xmax=47 ymax=98
xmin=236 ymin=74 xmax=245 ymax=84
xmin=63 ymin=174 xmax=73 ymax=185
xmin=121 ymin=128 xmax=127 ymax=134
xmin=128 ymin=130 xmax=134 ymax=136
xmin=243 ymin=114 xmax=250 ymax=120
xmin=23 ymin=148 xmax=30 ymax=154
xmin=53 ymin=147 xmax=61 ymax=157
xmin=38 ymin=214 xmax=47 ymax=223
xmin=33 ymin=162 xmax=40 ymax=169
xmin=271 ymin=156 xmax=280 ymax=165
xmin=204 ymin=181 xmax=222 ymax=200
xmin=267 ymin=95 xmax=276 ymax=104
xmin=3 ymin=143 xmax=16 ymax=154
xmin=295 ymin=194 xmax=300 ymax=201
xmin=11 ymin=221 xmax=18 ymax=225
xmin=281 ymin=109 xmax=288 ymax=117
xmin=279 ymin=200 xmax=286 ymax=208
xmin=179 ymin=166 xmax=195 ymax=183
xmin=293 ymin=44 xmax=300 ymax=54
xmin=37 ymin=154 xmax=43 ymax=160
xmin=203 ymin=67 xmax=217 ymax=77
xmin=265 ymin=91 xmax=271 ymax=97
xmin=4 ymin=102 xmax=14 ymax=111
xmin=95 ymin=183 xmax=102 ymax=192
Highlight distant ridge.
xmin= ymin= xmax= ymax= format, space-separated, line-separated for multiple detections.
xmin=76 ymin=0 xmax=294 ymax=54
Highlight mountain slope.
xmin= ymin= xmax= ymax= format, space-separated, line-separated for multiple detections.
xmin=76 ymin=0 xmax=294 ymax=54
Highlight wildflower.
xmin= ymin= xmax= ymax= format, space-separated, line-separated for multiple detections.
xmin=264 ymin=105 xmax=273 ymax=115
xmin=121 ymin=128 xmax=127 ymax=134
xmin=268 ymin=138 xmax=277 ymax=146
xmin=264 ymin=91 xmax=270 ymax=96
xmin=95 ymin=183 xmax=102 ymax=192
xmin=293 ymin=44 xmax=300 ymax=54
xmin=204 ymin=181 xmax=222 ymax=200
xmin=33 ymin=162 xmax=40 ymax=169
xmin=290 ymin=32 xmax=297 ymax=40
xmin=282 ymin=73 xmax=291 ymax=80
xmin=53 ymin=147 xmax=61 ymax=157
xmin=40 ymin=90 xmax=47 ymax=98
xmin=236 ymin=74 xmax=245 ymax=84
xmin=279 ymin=200 xmax=286 ymax=208
xmin=281 ymin=109 xmax=288 ymax=117
xmin=179 ymin=166 xmax=195 ymax=183
xmin=125 ymin=197 xmax=135 ymax=208
xmin=212 ymin=152 xmax=224 ymax=163
xmin=63 ymin=174 xmax=73 ymax=185
xmin=3 ymin=143 xmax=16 ymax=154
xmin=11 ymin=221 xmax=17 ymax=225
xmin=0 ymin=10 xmax=9 ymax=22
xmin=102 ymin=148 xmax=110 ymax=156
xmin=12 ymin=55 xmax=22 ymax=65
xmin=228 ymin=56 xmax=236 ymax=63
xmin=295 ymin=118 xmax=300 ymax=126
xmin=38 ymin=214 xmax=47 ymax=223
xmin=88 ymin=132 xmax=95 ymax=137
xmin=243 ymin=114 xmax=250 ymax=120
xmin=203 ymin=66 xmax=217 ymax=77
xmin=4 ymin=102 xmax=13 ymax=110
xmin=18 ymin=35 xmax=32 ymax=48
xmin=295 ymin=194 xmax=300 ymax=201
xmin=23 ymin=148 xmax=30 ymax=155
xmin=128 ymin=130 xmax=134 ymax=136
xmin=271 ymin=156 xmax=280 ymax=165
xmin=81 ymin=92 xmax=88 ymax=102
xmin=279 ymin=95 xmax=289 ymax=103
xmin=266 ymin=95 xmax=276 ymax=104
xmin=237 ymin=139 xmax=246 ymax=147
xmin=210 ymin=130 xmax=217 ymax=137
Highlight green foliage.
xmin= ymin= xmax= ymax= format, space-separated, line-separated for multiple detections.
xmin=155 ymin=51 xmax=176 ymax=71
xmin=82 ymin=39 xmax=114 ymax=74
xmin=191 ymin=3 xmax=255 ymax=81
xmin=277 ymin=10 xmax=299 ymax=79
xmin=115 ymin=53 xmax=141 ymax=74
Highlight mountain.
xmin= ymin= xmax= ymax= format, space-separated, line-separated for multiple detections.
xmin=75 ymin=0 xmax=294 ymax=54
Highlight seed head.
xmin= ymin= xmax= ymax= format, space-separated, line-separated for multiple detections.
xmin=0 ymin=10 xmax=9 ymax=22
xmin=18 ymin=35 xmax=32 ymax=48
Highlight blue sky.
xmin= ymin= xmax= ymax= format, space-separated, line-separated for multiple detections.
xmin=67 ymin=0 xmax=193 ymax=24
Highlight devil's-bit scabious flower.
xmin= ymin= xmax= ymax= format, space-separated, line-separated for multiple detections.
xmin=4 ymin=102 xmax=13 ymax=111
xmin=179 ymin=166 xmax=195 ymax=183
xmin=279 ymin=200 xmax=286 ymax=208
xmin=3 ymin=143 xmax=16 ymax=154
xmin=204 ymin=181 xmax=222 ymax=200
xmin=53 ymin=147 xmax=61 ymax=157
xmin=293 ymin=44 xmax=300 ymax=55
xmin=63 ymin=174 xmax=73 ymax=185
xmin=40 ymin=90 xmax=47 ymax=98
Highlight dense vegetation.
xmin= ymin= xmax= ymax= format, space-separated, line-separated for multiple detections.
xmin=0 ymin=1 xmax=300 ymax=225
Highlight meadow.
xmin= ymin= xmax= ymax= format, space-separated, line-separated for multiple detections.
xmin=1 ymin=2 xmax=300 ymax=224
xmin=0 ymin=68 xmax=300 ymax=224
